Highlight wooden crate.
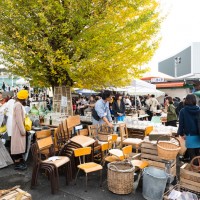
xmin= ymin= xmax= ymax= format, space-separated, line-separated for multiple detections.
xmin=0 ymin=188 xmax=32 ymax=200
xmin=163 ymin=184 xmax=200 ymax=200
xmin=141 ymin=141 xmax=176 ymax=176
xmin=180 ymin=163 xmax=200 ymax=193
xmin=128 ymin=128 xmax=145 ymax=139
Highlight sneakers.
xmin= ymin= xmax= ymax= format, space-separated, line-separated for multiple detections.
xmin=14 ymin=163 xmax=27 ymax=170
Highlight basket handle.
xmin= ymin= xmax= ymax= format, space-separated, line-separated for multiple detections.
xmin=109 ymin=164 xmax=119 ymax=171
xmin=156 ymin=135 xmax=181 ymax=147
xmin=190 ymin=156 xmax=200 ymax=172
xmin=108 ymin=161 xmax=134 ymax=172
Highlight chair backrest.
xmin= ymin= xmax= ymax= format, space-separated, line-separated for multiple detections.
xmin=37 ymin=136 xmax=54 ymax=150
xmin=74 ymin=147 xmax=91 ymax=164
xmin=36 ymin=130 xmax=51 ymax=140
xmin=88 ymin=124 xmax=99 ymax=138
xmin=78 ymin=129 xmax=89 ymax=136
xmin=66 ymin=115 xmax=81 ymax=130
xmin=119 ymin=123 xmax=128 ymax=139
xmin=122 ymin=145 xmax=132 ymax=159
xmin=108 ymin=134 xmax=118 ymax=148
xmin=101 ymin=140 xmax=112 ymax=152
xmin=74 ymin=147 xmax=91 ymax=157
xmin=145 ymin=126 xmax=153 ymax=136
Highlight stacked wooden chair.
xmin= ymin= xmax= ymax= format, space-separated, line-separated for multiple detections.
xmin=31 ymin=136 xmax=71 ymax=194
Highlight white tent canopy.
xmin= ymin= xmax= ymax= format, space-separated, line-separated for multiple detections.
xmin=125 ymin=79 xmax=164 ymax=97
xmin=131 ymin=79 xmax=156 ymax=90
xmin=110 ymin=79 xmax=165 ymax=97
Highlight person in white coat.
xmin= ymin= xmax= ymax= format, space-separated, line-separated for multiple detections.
xmin=5 ymin=98 xmax=15 ymax=137
xmin=149 ymin=94 xmax=159 ymax=116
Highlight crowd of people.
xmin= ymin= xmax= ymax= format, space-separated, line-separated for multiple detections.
xmin=0 ymin=88 xmax=200 ymax=171
xmin=73 ymin=90 xmax=200 ymax=163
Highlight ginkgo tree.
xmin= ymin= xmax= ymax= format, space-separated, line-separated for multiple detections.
xmin=0 ymin=0 xmax=162 ymax=89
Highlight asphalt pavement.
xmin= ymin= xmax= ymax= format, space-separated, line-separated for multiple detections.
xmin=0 ymin=159 xmax=145 ymax=200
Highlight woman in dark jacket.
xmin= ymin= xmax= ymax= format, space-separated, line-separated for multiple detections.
xmin=177 ymin=94 xmax=200 ymax=161
xmin=165 ymin=96 xmax=177 ymax=127
xmin=112 ymin=94 xmax=125 ymax=121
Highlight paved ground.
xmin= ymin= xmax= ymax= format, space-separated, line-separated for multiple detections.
xmin=0 ymin=159 xmax=145 ymax=200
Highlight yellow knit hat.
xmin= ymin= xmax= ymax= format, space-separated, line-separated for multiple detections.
xmin=17 ymin=90 xmax=29 ymax=100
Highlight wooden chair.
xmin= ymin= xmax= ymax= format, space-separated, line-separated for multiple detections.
xmin=101 ymin=139 xmax=121 ymax=166
xmin=88 ymin=124 xmax=99 ymax=139
xmin=78 ymin=129 xmax=89 ymax=136
xmin=144 ymin=126 xmax=153 ymax=136
xmin=66 ymin=115 xmax=81 ymax=138
xmin=31 ymin=143 xmax=58 ymax=194
xmin=88 ymin=124 xmax=102 ymax=162
xmin=74 ymin=147 xmax=103 ymax=192
xmin=55 ymin=122 xmax=69 ymax=150
xmin=122 ymin=145 xmax=133 ymax=159
xmin=103 ymin=144 xmax=133 ymax=164
xmin=36 ymin=129 xmax=51 ymax=140
xmin=31 ymin=136 xmax=71 ymax=193
xmin=119 ymin=123 xmax=143 ymax=153
xmin=35 ymin=129 xmax=52 ymax=158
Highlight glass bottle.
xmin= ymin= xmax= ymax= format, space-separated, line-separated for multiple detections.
xmin=49 ymin=116 xmax=52 ymax=125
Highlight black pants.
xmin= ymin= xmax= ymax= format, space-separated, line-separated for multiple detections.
xmin=187 ymin=148 xmax=200 ymax=161
xmin=166 ymin=120 xmax=177 ymax=127
xmin=12 ymin=154 xmax=24 ymax=164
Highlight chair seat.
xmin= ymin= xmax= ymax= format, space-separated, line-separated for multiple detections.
xmin=123 ymin=138 xmax=143 ymax=145
xmin=78 ymin=162 xmax=102 ymax=173
xmin=131 ymin=160 xmax=148 ymax=169
xmin=105 ymin=155 xmax=121 ymax=163
xmin=97 ymin=140 xmax=108 ymax=145
xmin=117 ymin=137 xmax=121 ymax=143
xmin=42 ymin=156 xmax=70 ymax=168
xmin=109 ymin=149 xmax=123 ymax=158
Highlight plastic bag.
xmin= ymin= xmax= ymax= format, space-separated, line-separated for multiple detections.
xmin=25 ymin=116 xmax=32 ymax=131
xmin=0 ymin=125 xmax=7 ymax=135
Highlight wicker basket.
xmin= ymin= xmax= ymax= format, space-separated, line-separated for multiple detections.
xmin=190 ymin=156 xmax=200 ymax=173
xmin=107 ymin=161 xmax=135 ymax=194
xmin=157 ymin=135 xmax=181 ymax=160
xmin=163 ymin=184 xmax=200 ymax=200
xmin=98 ymin=125 xmax=113 ymax=142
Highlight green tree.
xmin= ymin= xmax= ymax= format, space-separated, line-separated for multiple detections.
xmin=0 ymin=0 xmax=162 ymax=89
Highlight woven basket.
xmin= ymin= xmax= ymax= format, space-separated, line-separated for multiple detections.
xmin=157 ymin=135 xmax=181 ymax=160
xmin=98 ymin=125 xmax=113 ymax=142
xmin=107 ymin=161 xmax=135 ymax=194
xmin=190 ymin=156 xmax=200 ymax=173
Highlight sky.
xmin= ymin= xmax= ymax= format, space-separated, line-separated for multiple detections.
xmin=149 ymin=0 xmax=200 ymax=71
